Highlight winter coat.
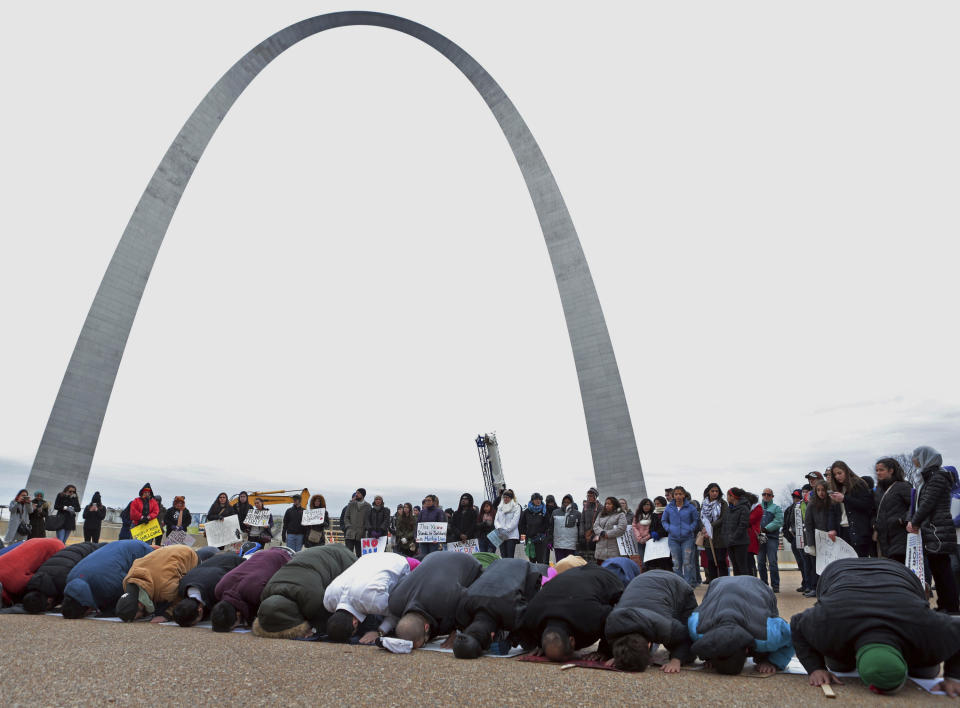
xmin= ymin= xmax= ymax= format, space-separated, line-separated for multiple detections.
xmin=602 ymin=557 xmax=641 ymax=586
xmin=593 ymin=511 xmax=628 ymax=561
xmin=662 ymin=501 xmax=698 ymax=541
xmin=759 ymin=500 xmax=783 ymax=534
xmin=206 ymin=500 xmax=237 ymax=523
xmin=236 ymin=500 xmax=253 ymax=533
xmin=875 ymin=480 xmax=912 ymax=558
xmin=255 ymin=544 xmax=356 ymax=638
xmin=176 ymin=551 xmax=243 ymax=613
xmin=364 ymin=504 xmax=391 ymax=539
xmin=123 ymin=545 xmax=199 ymax=609
xmin=791 ymin=558 xmax=960 ymax=678
xmin=514 ymin=563 xmax=623 ymax=652
xmin=53 ymin=492 xmax=81 ymax=532
xmin=911 ymin=460 xmax=957 ymax=554
xmin=4 ymin=500 xmax=34 ymax=544
xmin=456 ymin=557 xmax=542 ymax=634
xmin=323 ymin=551 xmax=410 ymax=621
xmin=579 ymin=500 xmax=600 ymax=543
xmin=449 ymin=499 xmax=479 ymax=541
xmin=605 ymin=569 xmax=699 ymax=663
xmin=343 ymin=499 xmax=372 ymax=541
xmin=549 ymin=503 xmax=581 ymax=551
xmin=417 ymin=505 xmax=446 ymax=523
xmin=519 ymin=506 xmax=550 ymax=542
xmin=804 ymin=501 xmax=840 ymax=549
xmin=385 ymin=551 xmax=482 ymax=638
xmin=24 ymin=542 xmax=106 ymax=607
xmin=688 ymin=575 xmax=793 ymax=670
xmin=64 ymin=540 xmax=154 ymax=612
xmin=29 ymin=500 xmax=49 ymax=539
xmin=129 ymin=495 xmax=159 ymax=525
xmin=282 ymin=506 xmax=305 ymax=539
xmin=782 ymin=501 xmax=806 ymax=548
xmin=302 ymin=505 xmax=330 ymax=548
xmin=748 ymin=504 xmax=763 ymax=554
xmin=835 ymin=483 xmax=875 ymax=549
xmin=247 ymin=512 xmax=274 ymax=546
xmin=700 ymin=500 xmax=728 ymax=549
xmin=494 ymin=502 xmax=521 ymax=541
xmin=215 ymin=547 xmax=292 ymax=624
xmin=723 ymin=499 xmax=751 ymax=548
xmin=82 ymin=501 xmax=106 ymax=531
xmin=0 ymin=538 xmax=65 ymax=605
xmin=164 ymin=507 xmax=192 ymax=534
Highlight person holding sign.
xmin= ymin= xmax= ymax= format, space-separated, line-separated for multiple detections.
xmin=791 ymin=557 xmax=960 ymax=697
xmin=416 ymin=494 xmax=446 ymax=559
xmin=245 ymin=497 xmax=274 ymax=549
xmin=303 ymin=494 xmax=330 ymax=548
xmin=128 ymin=483 xmax=161 ymax=545
xmin=323 ymin=551 xmax=412 ymax=643
xmin=235 ymin=491 xmax=253 ymax=539
xmin=364 ymin=495 xmax=390 ymax=545
xmin=163 ymin=496 xmax=192 ymax=539
xmin=205 ymin=492 xmax=238 ymax=550
xmin=802 ymin=480 xmax=840 ymax=597
xmin=593 ymin=497 xmax=629 ymax=564
xmin=782 ymin=489 xmax=812 ymax=594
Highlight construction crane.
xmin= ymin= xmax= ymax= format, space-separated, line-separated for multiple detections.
xmin=228 ymin=489 xmax=310 ymax=507
xmin=476 ymin=433 xmax=507 ymax=503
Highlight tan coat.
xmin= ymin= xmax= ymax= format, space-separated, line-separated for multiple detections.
xmin=123 ymin=545 xmax=198 ymax=603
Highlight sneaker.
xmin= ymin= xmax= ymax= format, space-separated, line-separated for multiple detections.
xmin=803 ymin=589 xmax=817 ymax=598
xmin=796 ymin=586 xmax=805 ymax=592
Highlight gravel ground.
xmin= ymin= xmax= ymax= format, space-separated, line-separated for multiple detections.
xmin=3 ymin=571 xmax=944 ymax=706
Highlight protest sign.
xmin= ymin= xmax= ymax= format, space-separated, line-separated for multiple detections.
xmin=643 ymin=537 xmax=670 ymax=562
xmin=301 ymin=508 xmax=326 ymax=526
xmin=617 ymin=533 xmax=638 ymax=556
xmin=815 ymin=530 xmax=858 ymax=574
xmin=794 ymin=504 xmax=805 ymax=549
xmin=486 ymin=529 xmax=503 ymax=549
xmin=131 ymin=518 xmax=162 ymax=543
xmin=446 ymin=539 xmax=481 ymax=554
xmin=244 ymin=510 xmax=271 ymax=527
xmin=162 ymin=529 xmax=196 ymax=547
xmin=701 ymin=516 xmax=713 ymax=540
xmin=361 ymin=537 xmax=386 ymax=554
xmin=906 ymin=532 xmax=925 ymax=583
xmin=205 ymin=515 xmax=242 ymax=547
xmin=416 ymin=522 xmax=448 ymax=543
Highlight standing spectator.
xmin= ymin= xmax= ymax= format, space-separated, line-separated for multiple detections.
xmin=618 ymin=499 xmax=632 ymax=524
xmin=520 ymin=493 xmax=551 ymax=563
xmin=246 ymin=497 xmax=273 ymax=548
xmin=632 ymin=498 xmax=654 ymax=563
xmin=364 ymin=494 xmax=390 ymax=545
xmin=129 ymin=483 xmax=160 ymax=543
xmin=828 ymin=461 xmax=876 ymax=558
xmin=416 ymin=494 xmax=446 ymax=559
xmin=643 ymin=497 xmax=673 ymax=572
xmin=757 ymin=488 xmax=783 ymax=593
xmin=476 ymin=499 xmax=497 ymax=552
xmin=449 ymin=493 xmax=478 ymax=544
xmin=52 ymin=484 xmax=81 ymax=544
xmin=154 ymin=496 xmax=167 ymax=539
xmin=394 ymin=502 xmax=418 ymax=557
xmin=118 ymin=501 xmax=133 ymax=540
xmin=874 ymin=457 xmax=912 ymax=563
xmin=282 ymin=494 xmax=305 ymax=552
xmin=235 ymin=491 xmax=253 ymax=540
xmin=579 ymin=487 xmax=601 ymax=560
xmin=544 ymin=495 xmax=559 ymax=523
xmin=724 ymin=488 xmax=752 ymax=576
xmin=164 ymin=496 xmax=192 ymax=538
xmin=206 ymin=492 xmax=238 ymax=551
xmin=747 ymin=493 xmax=763 ymax=577
xmin=700 ymin=483 xmax=728 ymax=582
xmin=593 ymin=496 xmax=628 ymax=564
xmin=304 ymin=494 xmax=330 ymax=548
xmin=908 ymin=445 xmax=959 ymax=613
xmin=343 ymin=488 xmax=372 ymax=557
xmin=803 ymin=479 xmax=839 ymax=597
xmin=494 ymin=489 xmax=521 ymax=559
xmin=782 ymin=489 xmax=811 ymax=594
xmin=549 ymin=494 xmax=580 ymax=563
xmin=82 ymin=492 xmax=107 ymax=543
xmin=28 ymin=491 xmax=49 ymax=539
xmin=5 ymin=489 xmax=35 ymax=545
xmin=663 ymin=486 xmax=698 ymax=585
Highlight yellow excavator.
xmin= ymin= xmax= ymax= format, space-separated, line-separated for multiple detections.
xmin=228 ymin=489 xmax=310 ymax=507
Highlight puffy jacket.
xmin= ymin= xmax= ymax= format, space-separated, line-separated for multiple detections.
xmin=0 ymin=537 xmax=65 ymax=605
xmin=64 ymin=540 xmax=154 ymax=611
xmin=364 ymin=504 xmax=391 ymax=539
xmin=24 ymin=542 xmax=106 ymax=607
xmin=605 ymin=569 xmax=698 ymax=663
xmin=593 ymin=511 xmax=628 ymax=561
xmin=176 ymin=551 xmax=243 ymax=613
xmin=688 ymin=575 xmax=793 ymax=670
xmin=129 ymin=496 xmax=159 ymax=525
xmin=456 ymin=558 xmax=542 ymax=635
xmin=874 ymin=480 xmax=912 ymax=558
xmin=53 ymin=492 xmax=81 ymax=532
xmin=760 ymin=500 xmax=783 ymax=533
xmin=748 ymin=504 xmax=763 ymax=554
xmin=835 ymin=484 xmax=875 ymax=549
xmin=519 ymin=506 xmax=550 ymax=542
xmin=493 ymin=503 xmax=520 ymax=542
xmin=123 ymin=545 xmax=199 ymax=607
xmin=385 ymin=551 xmax=482 ymax=638
xmin=792 ymin=558 xmax=960 ymax=678
xmin=662 ymin=501 xmax=698 ymax=541
xmin=323 ymin=551 xmax=410 ymax=623
xmin=911 ymin=450 xmax=957 ymax=554
xmin=255 ymin=544 xmax=356 ymax=638
xmin=723 ymin=499 xmax=751 ymax=547
xmin=804 ymin=501 xmax=840 ymax=548
xmin=215 ymin=547 xmax=292 ymax=624
xmin=549 ymin=503 xmax=581 ymax=551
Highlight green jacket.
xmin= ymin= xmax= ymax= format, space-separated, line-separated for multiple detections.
xmin=761 ymin=500 xmax=783 ymax=533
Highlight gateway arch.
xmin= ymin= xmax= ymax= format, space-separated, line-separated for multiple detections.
xmin=25 ymin=11 xmax=647 ymax=502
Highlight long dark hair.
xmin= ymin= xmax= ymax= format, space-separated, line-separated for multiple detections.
xmin=478 ymin=500 xmax=494 ymax=518
xmin=809 ymin=479 xmax=833 ymax=511
xmin=876 ymin=457 xmax=905 ymax=484
xmin=703 ymin=483 xmax=722 ymax=501
xmin=635 ymin=498 xmax=653 ymax=519
xmin=829 ymin=460 xmax=867 ymax=493
xmin=600 ymin=496 xmax=622 ymax=517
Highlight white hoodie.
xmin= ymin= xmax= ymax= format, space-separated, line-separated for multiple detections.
xmin=323 ymin=552 xmax=410 ymax=622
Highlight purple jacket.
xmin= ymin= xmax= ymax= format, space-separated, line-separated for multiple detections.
xmin=417 ymin=506 xmax=446 ymax=524
xmin=215 ymin=547 xmax=291 ymax=623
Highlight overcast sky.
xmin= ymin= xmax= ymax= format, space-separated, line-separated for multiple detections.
xmin=2 ymin=2 xmax=958 ymax=512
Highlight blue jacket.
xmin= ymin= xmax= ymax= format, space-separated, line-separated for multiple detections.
xmin=662 ymin=501 xmax=698 ymax=541
xmin=64 ymin=539 xmax=153 ymax=611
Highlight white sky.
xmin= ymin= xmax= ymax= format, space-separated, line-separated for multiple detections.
xmin=1 ymin=2 xmax=959 ymax=511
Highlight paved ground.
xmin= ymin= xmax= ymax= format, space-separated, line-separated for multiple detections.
xmin=2 ymin=571 xmax=945 ymax=706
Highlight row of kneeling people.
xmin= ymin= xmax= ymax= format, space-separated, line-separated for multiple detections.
xmin=1 ymin=537 xmax=959 ymax=696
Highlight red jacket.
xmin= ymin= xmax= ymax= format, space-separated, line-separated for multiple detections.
xmin=748 ymin=504 xmax=763 ymax=554
xmin=129 ymin=498 xmax=160 ymax=524
xmin=0 ymin=537 xmax=64 ymax=604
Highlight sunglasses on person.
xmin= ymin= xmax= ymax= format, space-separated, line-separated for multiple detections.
xmin=762 ymin=492 xmax=773 ymax=497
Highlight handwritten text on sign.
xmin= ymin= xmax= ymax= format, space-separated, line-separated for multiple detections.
xmin=205 ymin=515 xmax=242 ymax=547
xmin=361 ymin=537 xmax=386 ymax=554
xmin=416 ymin=522 xmax=447 ymax=543
xmin=244 ymin=510 xmax=271 ymax=527
xmin=162 ymin=529 xmax=196 ymax=547
xmin=906 ymin=532 xmax=925 ymax=583
xmin=301 ymin=508 xmax=326 ymax=526
xmin=617 ymin=533 xmax=638 ymax=556
xmin=446 ymin=539 xmax=480 ymax=554
xmin=131 ymin=519 xmax=162 ymax=543
xmin=643 ymin=537 xmax=670 ymax=562
xmin=814 ymin=530 xmax=858 ymax=575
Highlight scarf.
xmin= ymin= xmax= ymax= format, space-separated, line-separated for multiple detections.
xmin=527 ymin=502 xmax=544 ymax=514
xmin=701 ymin=498 xmax=721 ymax=523
xmin=654 ymin=505 xmax=666 ymax=515
xmin=499 ymin=499 xmax=518 ymax=515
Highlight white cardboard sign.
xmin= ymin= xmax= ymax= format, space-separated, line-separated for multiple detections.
xmin=814 ymin=530 xmax=859 ymax=574
xmin=301 ymin=508 xmax=326 ymax=526
xmin=244 ymin=510 xmax=271 ymax=527
xmin=416 ymin=522 xmax=448 ymax=543
xmin=205 ymin=515 xmax=242 ymax=547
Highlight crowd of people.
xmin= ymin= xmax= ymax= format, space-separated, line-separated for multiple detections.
xmin=3 ymin=445 xmax=960 ymax=695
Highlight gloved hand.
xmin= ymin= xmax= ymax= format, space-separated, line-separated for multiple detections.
xmin=650 ymin=532 xmax=660 ymax=540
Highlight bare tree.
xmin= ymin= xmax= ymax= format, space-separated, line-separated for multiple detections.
xmin=778 ymin=483 xmax=798 ymax=510
xmin=892 ymin=453 xmax=921 ymax=487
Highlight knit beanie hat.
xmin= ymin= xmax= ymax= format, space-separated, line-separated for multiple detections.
xmin=857 ymin=643 xmax=907 ymax=693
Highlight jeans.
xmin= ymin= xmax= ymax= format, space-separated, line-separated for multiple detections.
xmin=669 ymin=536 xmax=696 ymax=585
xmin=285 ymin=533 xmax=304 ymax=552
xmin=500 ymin=539 xmax=518 ymax=559
xmin=419 ymin=542 xmax=441 ymax=559
xmin=757 ymin=537 xmax=780 ymax=590
xmin=56 ymin=528 xmax=70 ymax=543
xmin=477 ymin=535 xmax=496 ymax=553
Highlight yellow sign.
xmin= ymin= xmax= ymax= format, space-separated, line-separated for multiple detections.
xmin=131 ymin=518 xmax=162 ymax=543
